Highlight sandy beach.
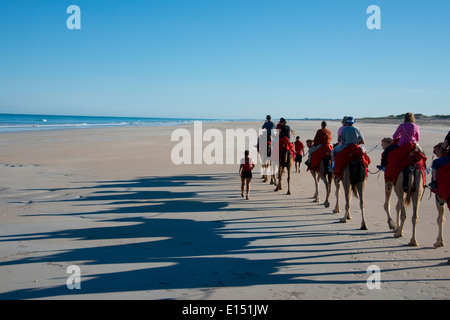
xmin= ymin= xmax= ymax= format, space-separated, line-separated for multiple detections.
xmin=0 ymin=120 xmax=449 ymax=300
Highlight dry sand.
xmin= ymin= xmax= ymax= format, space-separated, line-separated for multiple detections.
xmin=0 ymin=120 xmax=449 ymax=300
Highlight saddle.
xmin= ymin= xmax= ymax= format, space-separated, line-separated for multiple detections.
xmin=334 ymin=144 xmax=371 ymax=179
xmin=431 ymin=162 xmax=450 ymax=210
xmin=279 ymin=136 xmax=295 ymax=159
xmin=308 ymin=144 xmax=332 ymax=172
xmin=384 ymin=142 xmax=427 ymax=185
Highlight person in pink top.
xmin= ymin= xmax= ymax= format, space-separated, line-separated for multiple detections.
xmin=392 ymin=116 xmax=420 ymax=146
xmin=337 ymin=116 xmax=348 ymax=146
xmin=378 ymin=113 xmax=420 ymax=171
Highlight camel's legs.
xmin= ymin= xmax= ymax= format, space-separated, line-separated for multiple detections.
xmin=408 ymin=189 xmax=420 ymax=247
xmin=286 ymin=164 xmax=291 ymax=195
xmin=270 ymin=173 xmax=276 ymax=185
xmin=262 ymin=162 xmax=268 ymax=182
xmin=395 ymin=197 xmax=402 ymax=232
xmin=269 ymin=161 xmax=277 ymax=185
xmin=434 ymin=196 xmax=446 ymax=248
xmin=340 ymin=183 xmax=352 ymax=223
xmin=359 ymin=183 xmax=367 ymax=230
xmin=333 ymin=179 xmax=341 ymax=213
xmin=322 ymin=175 xmax=331 ymax=208
xmin=394 ymin=188 xmax=407 ymax=238
xmin=312 ymin=172 xmax=320 ymax=202
xmin=275 ymin=166 xmax=284 ymax=192
xmin=383 ymin=182 xmax=397 ymax=230
xmin=392 ymin=171 xmax=423 ymax=246
xmin=406 ymin=173 xmax=423 ymax=246
xmin=275 ymin=151 xmax=292 ymax=194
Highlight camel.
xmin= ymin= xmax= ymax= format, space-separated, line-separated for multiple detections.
xmin=306 ymin=140 xmax=338 ymax=210
xmin=432 ymin=165 xmax=449 ymax=264
xmin=429 ymin=144 xmax=449 ymax=249
xmin=274 ymin=145 xmax=293 ymax=195
xmin=262 ymin=160 xmax=277 ymax=185
xmin=258 ymin=138 xmax=277 ymax=185
xmin=336 ymin=160 xmax=368 ymax=230
xmin=434 ymin=194 xmax=450 ymax=265
xmin=383 ymin=166 xmax=425 ymax=246
xmin=434 ymin=195 xmax=446 ymax=248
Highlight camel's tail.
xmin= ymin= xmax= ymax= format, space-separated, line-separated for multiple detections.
xmin=282 ymin=150 xmax=292 ymax=167
xmin=351 ymin=184 xmax=358 ymax=198
xmin=349 ymin=161 xmax=363 ymax=198
xmin=403 ymin=166 xmax=418 ymax=207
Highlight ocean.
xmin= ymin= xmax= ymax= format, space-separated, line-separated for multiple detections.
xmin=0 ymin=113 xmax=232 ymax=133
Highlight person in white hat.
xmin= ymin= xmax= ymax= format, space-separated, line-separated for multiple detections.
xmin=329 ymin=116 xmax=365 ymax=171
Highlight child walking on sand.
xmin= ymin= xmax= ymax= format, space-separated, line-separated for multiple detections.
xmin=239 ymin=150 xmax=255 ymax=200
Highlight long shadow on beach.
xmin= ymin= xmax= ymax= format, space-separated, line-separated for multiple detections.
xmin=0 ymin=174 xmax=448 ymax=299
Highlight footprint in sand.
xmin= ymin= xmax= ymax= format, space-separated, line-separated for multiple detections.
xmin=1 ymin=163 xmax=39 ymax=168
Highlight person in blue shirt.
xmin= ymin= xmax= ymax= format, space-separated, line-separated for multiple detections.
xmin=262 ymin=115 xmax=275 ymax=140
xmin=329 ymin=116 xmax=365 ymax=171
xmin=429 ymin=131 xmax=450 ymax=189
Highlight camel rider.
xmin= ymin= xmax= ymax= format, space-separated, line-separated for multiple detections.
xmin=336 ymin=116 xmax=348 ymax=146
xmin=429 ymin=131 xmax=450 ymax=189
xmin=278 ymin=118 xmax=291 ymax=140
xmin=262 ymin=115 xmax=275 ymax=141
xmin=329 ymin=116 xmax=365 ymax=171
xmin=377 ymin=112 xmax=420 ymax=171
xmin=305 ymin=121 xmax=332 ymax=167
xmin=277 ymin=118 xmax=295 ymax=159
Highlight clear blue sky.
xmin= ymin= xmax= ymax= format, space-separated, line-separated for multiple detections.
xmin=0 ymin=0 xmax=449 ymax=119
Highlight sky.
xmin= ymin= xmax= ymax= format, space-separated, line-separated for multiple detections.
xmin=0 ymin=0 xmax=449 ymax=120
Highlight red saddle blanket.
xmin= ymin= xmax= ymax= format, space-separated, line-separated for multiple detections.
xmin=308 ymin=144 xmax=332 ymax=172
xmin=279 ymin=136 xmax=295 ymax=159
xmin=334 ymin=144 xmax=371 ymax=179
xmin=432 ymin=162 xmax=450 ymax=210
xmin=384 ymin=142 xmax=427 ymax=184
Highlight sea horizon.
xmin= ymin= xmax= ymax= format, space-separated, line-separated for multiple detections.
xmin=0 ymin=112 xmax=343 ymax=133
xmin=0 ymin=112 xmax=254 ymax=133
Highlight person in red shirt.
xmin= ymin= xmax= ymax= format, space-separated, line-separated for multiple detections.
xmin=306 ymin=121 xmax=332 ymax=166
xmin=239 ymin=150 xmax=255 ymax=200
xmin=294 ymin=136 xmax=305 ymax=173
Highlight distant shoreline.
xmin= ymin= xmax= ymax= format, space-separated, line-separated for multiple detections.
xmin=358 ymin=115 xmax=450 ymax=126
